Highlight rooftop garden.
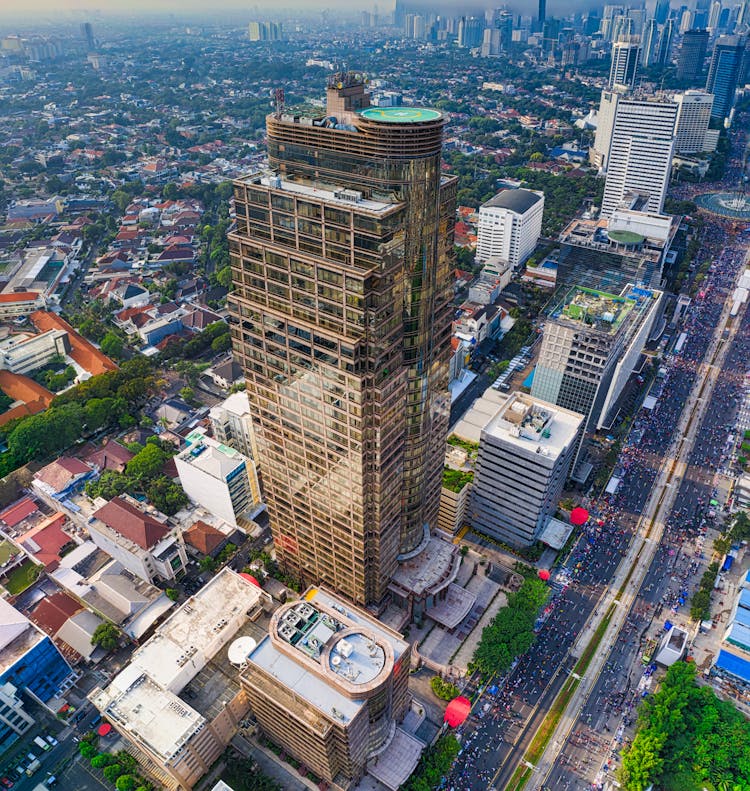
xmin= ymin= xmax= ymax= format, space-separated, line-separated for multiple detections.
xmin=442 ymin=467 xmax=474 ymax=493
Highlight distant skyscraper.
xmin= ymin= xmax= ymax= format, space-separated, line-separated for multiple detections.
xmin=708 ymin=0 xmax=722 ymax=31
xmin=706 ymin=34 xmax=746 ymax=120
xmin=538 ymin=0 xmax=546 ymax=29
xmin=657 ymin=18 xmax=675 ymax=64
xmin=248 ymin=21 xmax=284 ymax=41
xmin=654 ymin=0 xmax=670 ymax=25
xmin=601 ymin=97 xmax=678 ymax=216
xmin=80 ymin=21 xmax=95 ymax=51
xmin=677 ymin=29 xmax=709 ymax=82
xmin=458 ymin=15 xmax=485 ymax=48
xmin=641 ymin=19 xmax=660 ymax=67
xmin=229 ymin=74 xmax=454 ymax=606
xmin=609 ymin=39 xmax=641 ymax=89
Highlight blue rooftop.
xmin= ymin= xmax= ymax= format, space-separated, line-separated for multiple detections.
xmin=716 ymin=649 xmax=750 ymax=683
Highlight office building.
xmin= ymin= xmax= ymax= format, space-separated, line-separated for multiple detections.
xmin=677 ymin=29 xmax=709 ymax=82
xmin=0 ymin=598 xmax=73 ymax=743
xmin=706 ymin=35 xmax=746 ymax=121
xmin=600 ymin=97 xmax=678 ymax=217
xmin=458 ymin=16 xmax=485 ymax=48
xmin=88 ymin=495 xmax=188 ymax=585
xmin=641 ymin=19 xmax=659 ymax=67
xmin=673 ymin=90 xmax=715 ymax=153
xmin=657 ymin=18 xmax=675 ymax=65
xmin=465 ymin=392 xmax=583 ymax=548
xmin=609 ymin=39 xmax=641 ymax=89
xmin=247 ymin=21 xmax=284 ymax=41
xmin=229 ymin=73 xmax=455 ymax=607
xmin=208 ymin=391 xmax=256 ymax=460
xmin=175 ymin=430 xmax=262 ymax=529
xmin=475 ymin=189 xmax=544 ymax=268
xmin=91 ymin=569 xmax=272 ymax=791
xmin=240 ymin=587 xmax=418 ymax=790
xmin=532 ymin=284 xmax=663 ymax=440
xmin=655 ymin=0 xmax=670 ymax=25
xmin=80 ymin=21 xmax=95 ymax=51
xmin=538 ymin=0 xmax=546 ymax=29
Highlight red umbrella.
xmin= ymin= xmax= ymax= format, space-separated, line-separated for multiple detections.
xmin=444 ymin=696 xmax=471 ymax=728
xmin=538 ymin=569 xmax=551 ymax=582
xmin=570 ymin=507 xmax=589 ymax=526
xmin=239 ymin=572 xmax=261 ymax=587
xmin=97 ymin=723 xmax=112 ymax=737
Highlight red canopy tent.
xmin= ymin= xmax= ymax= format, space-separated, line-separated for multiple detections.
xmin=570 ymin=507 xmax=589 ymax=526
xmin=97 ymin=723 xmax=112 ymax=737
xmin=444 ymin=696 xmax=471 ymax=728
xmin=239 ymin=572 xmax=261 ymax=587
xmin=538 ymin=569 xmax=551 ymax=581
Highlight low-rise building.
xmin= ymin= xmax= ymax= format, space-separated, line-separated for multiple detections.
xmin=0 ymin=292 xmax=46 ymax=321
xmin=0 ymin=329 xmax=70 ymax=375
xmin=90 ymin=568 xmax=272 ymax=791
xmin=86 ymin=495 xmax=188 ymax=584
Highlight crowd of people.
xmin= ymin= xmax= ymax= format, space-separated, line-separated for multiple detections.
xmin=446 ymin=219 xmax=750 ymax=790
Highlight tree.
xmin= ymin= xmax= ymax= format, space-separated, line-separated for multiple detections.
xmin=126 ymin=443 xmax=168 ymax=483
xmin=91 ymin=753 xmax=115 ymax=768
xmin=211 ymin=334 xmax=232 ymax=353
xmin=79 ymin=741 xmax=97 ymax=759
xmin=166 ymin=588 xmax=179 ymax=601
xmin=103 ymin=764 xmax=123 ymax=783
xmin=179 ymin=386 xmax=196 ymax=404
xmin=115 ymin=775 xmax=138 ymax=791
xmin=92 ymin=622 xmax=121 ymax=651
xmin=146 ymin=476 xmax=188 ymax=516
xmin=100 ymin=332 xmax=125 ymax=361
xmin=200 ymin=556 xmax=217 ymax=573
xmin=216 ymin=265 xmax=233 ymax=290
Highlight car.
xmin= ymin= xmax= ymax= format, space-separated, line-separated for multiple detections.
xmin=1 ymin=776 xmax=14 ymax=787
xmin=45 ymin=735 xmax=58 ymax=747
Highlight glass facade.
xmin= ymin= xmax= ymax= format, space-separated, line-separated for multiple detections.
xmin=0 ymin=635 xmax=73 ymax=703
xmin=229 ymin=75 xmax=455 ymax=605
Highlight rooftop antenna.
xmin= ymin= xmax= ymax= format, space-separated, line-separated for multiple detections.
xmin=274 ymin=87 xmax=285 ymax=119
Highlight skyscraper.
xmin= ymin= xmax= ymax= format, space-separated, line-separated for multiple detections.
xmin=538 ymin=0 xmax=546 ymax=30
xmin=677 ymin=29 xmax=709 ymax=82
xmin=80 ymin=21 xmax=95 ymax=51
xmin=706 ymin=35 xmax=746 ymax=121
xmin=609 ymin=39 xmax=641 ymax=89
xmin=654 ymin=0 xmax=670 ymax=25
xmin=228 ymin=74 xmax=455 ymax=606
xmin=673 ymin=90 xmax=715 ymax=153
xmin=657 ymin=18 xmax=675 ymax=65
xmin=641 ymin=19 xmax=660 ymax=67
xmin=600 ymin=97 xmax=678 ymax=217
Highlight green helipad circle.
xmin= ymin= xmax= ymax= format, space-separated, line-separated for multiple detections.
xmin=608 ymin=230 xmax=644 ymax=245
xmin=359 ymin=107 xmax=442 ymax=123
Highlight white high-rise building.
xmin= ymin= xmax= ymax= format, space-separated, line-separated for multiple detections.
xmin=609 ymin=39 xmax=641 ymax=89
xmin=590 ymin=90 xmax=621 ymax=169
xmin=673 ymin=90 xmax=715 ymax=153
xmin=641 ymin=19 xmax=659 ymax=66
xmin=475 ymin=189 xmax=544 ymax=268
xmin=209 ymin=391 xmax=256 ymax=460
xmin=601 ymin=98 xmax=678 ymax=217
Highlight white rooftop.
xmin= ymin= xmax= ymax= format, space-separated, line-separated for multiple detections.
xmin=484 ymin=392 xmax=583 ymax=460
xmin=451 ymin=388 xmax=508 ymax=444
xmin=210 ymin=391 xmax=252 ymax=420
xmin=176 ymin=434 xmax=246 ymax=481
xmin=91 ymin=569 xmax=269 ymax=759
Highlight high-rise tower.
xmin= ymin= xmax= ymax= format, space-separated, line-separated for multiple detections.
xmin=609 ymin=38 xmax=641 ymax=89
xmin=677 ymin=29 xmax=709 ymax=82
xmin=706 ymin=35 xmax=746 ymax=121
xmin=228 ymin=74 xmax=455 ymax=606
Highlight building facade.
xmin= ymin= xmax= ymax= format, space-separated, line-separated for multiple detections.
xmin=0 ymin=329 xmax=70 ymax=375
xmin=532 ymin=285 xmax=663 ymax=443
xmin=609 ymin=39 xmax=641 ymax=90
xmin=600 ymin=98 xmax=678 ymax=217
xmin=175 ymin=430 xmax=262 ymax=528
xmin=241 ymin=587 xmax=416 ymax=789
xmin=228 ymin=73 xmax=455 ymax=606
xmin=673 ymin=90 xmax=715 ymax=153
xmin=208 ymin=392 xmax=257 ymax=460
xmin=706 ymin=34 xmax=746 ymax=121
xmin=677 ymin=29 xmax=709 ymax=82
xmin=475 ymin=189 xmax=544 ymax=269
xmin=468 ymin=393 xmax=583 ymax=547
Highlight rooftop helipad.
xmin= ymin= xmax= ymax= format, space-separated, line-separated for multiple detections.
xmin=359 ymin=107 xmax=442 ymax=123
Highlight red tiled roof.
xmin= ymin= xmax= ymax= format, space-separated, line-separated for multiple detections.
xmin=84 ymin=442 xmax=134 ymax=474
xmin=30 ymin=591 xmax=82 ymax=635
xmin=93 ymin=497 xmax=169 ymax=550
xmin=0 ymin=370 xmax=54 ymax=427
xmin=0 ymin=497 xmax=38 ymax=527
xmin=0 ymin=291 xmax=42 ymax=304
xmin=22 ymin=513 xmax=69 ymax=570
xmin=30 ymin=311 xmax=118 ymax=377
xmin=184 ymin=520 xmax=226 ymax=555
xmin=35 ymin=457 xmax=89 ymax=491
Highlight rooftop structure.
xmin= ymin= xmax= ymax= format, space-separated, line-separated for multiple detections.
xmin=467 ymin=392 xmax=583 ymax=547
xmin=241 ymin=586 xmax=415 ymax=789
xmin=91 ymin=569 xmax=271 ymax=790
xmin=557 ymin=286 xmax=634 ymax=334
